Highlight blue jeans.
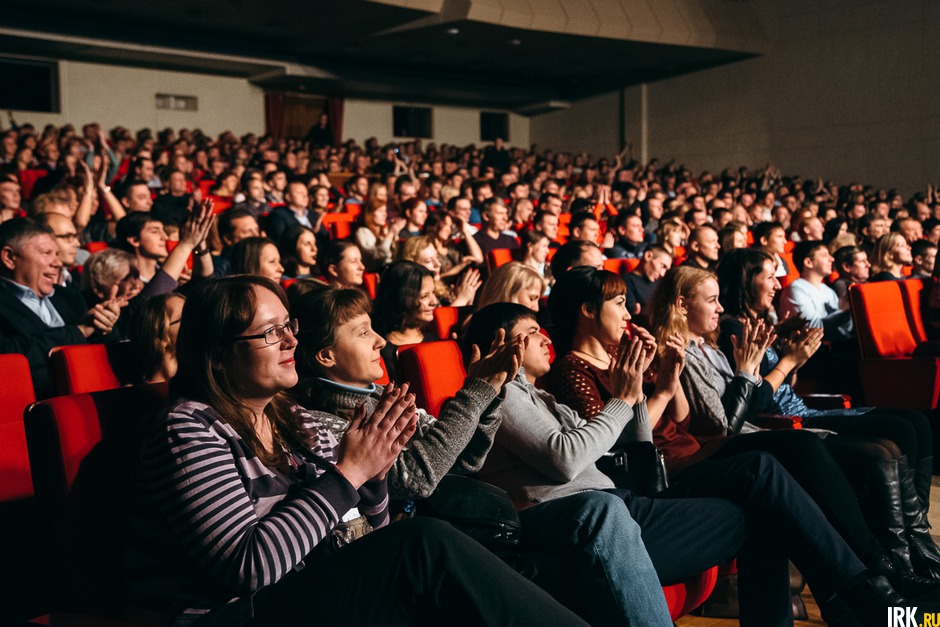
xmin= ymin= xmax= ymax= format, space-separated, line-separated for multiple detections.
xmin=518 ymin=490 xmax=745 ymax=627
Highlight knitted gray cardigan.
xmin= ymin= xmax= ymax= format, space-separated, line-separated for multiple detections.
xmin=297 ymin=376 xmax=501 ymax=500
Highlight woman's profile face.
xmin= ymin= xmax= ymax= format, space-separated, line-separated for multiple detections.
xmin=892 ymin=236 xmax=913 ymax=266
xmin=684 ymin=278 xmax=723 ymax=337
xmin=259 ymin=243 xmax=284 ymax=282
xmin=596 ymin=294 xmax=631 ymax=346
xmin=416 ymin=245 xmax=441 ymax=278
xmin=410 ymin=275 xmax=437 ymax=325
xmin=511 ymin=283 xmax=542 ymax=312
xmin=751 ymin=259 xmax=780 ymax=313
xmin=370 ymin=205 xmax=388 ymax=227
xmin=326 ymin=313 xmax=387 ymax=387
xmin=336 ymin=247 xmax=365 ymax=286
xmin=437 ymin=215 xmax=453 ymax=241
xmin=230 ymin=286 xmax=299 ymax=398
xmin=296 ymin=231 xmax=317 ymax=267
xmin=529 ymin=238 xmax=550 ymax=264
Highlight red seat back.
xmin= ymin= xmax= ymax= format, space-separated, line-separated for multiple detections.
xmin=48 ymin=342 xmax=135 ymax=396
xmin=25 ymin=384 xmax=170 ymax=612
xmin=898 ymin=277 xmax=930 ymax=344
xmin=850 ymin=281 xmax=918 ymax=358
xmin=398 ymin=341 xmax=466 ymax=416
xmin=778 ymin=252 xmax=801 ymax=289
xmin=363 ymin=272 xmax=379 ymax=299
xmin=433 ymin=306 xmax=471 ymax=340
xmin=19 ymin=168 xmax=48 ymax=201
xmin=0 ymin=354 xmax=36 ymax=501
xmin=487 ymin=248 xmax=515 ymax=271
xmin=84 ymin=241 xmax=108 ymax=254
xmin=603 ymin=258 xmax=640 ymax=274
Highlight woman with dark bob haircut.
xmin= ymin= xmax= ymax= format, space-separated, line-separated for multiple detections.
xmin=230 ymin=235 xmax=283 ymax=282
xmin=128 ymin=275 xmax=586 ymax=627
xmin=373 ymin=260 xmax=438 ymax=381
xmin=716 ymin=247 xmax=940 ymax=582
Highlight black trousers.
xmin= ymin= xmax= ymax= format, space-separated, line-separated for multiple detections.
xmin=669 ymin=450 xmax=867 ymax=626
xmin=804 ymin=408 xmax=932 ymax=466
xmin=706 ymin=429 xmax=886 ymax=567
xmin=199 ymin=518 xmax=590 ymax=627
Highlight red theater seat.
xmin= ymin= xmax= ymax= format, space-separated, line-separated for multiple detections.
xmin=433 ymin=306 xmax=471 ymax=340
xmin=849 ymin=280 xmax=940 ymax=410
xmin=25 ymin=384 xmax=170 ymax=623
xmin=0 ymin=354 xmax=35 ymax=502
xmin=48 ymin=342 xmax=136 ymax=396
xmin=487 ymin=248 xmax=514 ymax=271
xmin=398 ymin=340 xmax=466 ymax=417
xmin=363 ymin=272 xmax=379 ymax=299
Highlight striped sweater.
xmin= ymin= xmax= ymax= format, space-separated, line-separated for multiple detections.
xmin=127 ymin=398 xmax=388 ymax=625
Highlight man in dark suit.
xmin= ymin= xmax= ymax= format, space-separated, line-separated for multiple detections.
xmin=0 ymin=218 xmax=121 ymax=397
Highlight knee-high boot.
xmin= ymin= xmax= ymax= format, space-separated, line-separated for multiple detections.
xmin=899 ymin=455 xmax=940 ymax=581
xmin=868 ymin=459 xmax=940 ymax=597
xmin=915 ymin=456 xmax=934 ymax=512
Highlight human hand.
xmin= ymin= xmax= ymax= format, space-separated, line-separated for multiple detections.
xmin=654 ymin=333 xmax=687 ymax=398
xmin=731 ymin=318 xmax=774 ymax=375
xmin=335 ymin=382 xmax=418 ymax=487
xmin=389 ymin=217 xmax=407 ymax=235
xmin=779 ymin=327 xmax=823 ymax=369
xmin=453 ymin=268 xmax=482 ymax=304
xmin=629 ymin=324 xmax=658 ymax=372
xmin=609 ymin=335 xmax=647 ymax=405
xmin=466 ymin=329 xmax=525 ymax=392
xmin=179 ymin=198 xmax=216 ymax=248
xmin=775 ymin=311 xmax=808 ymax=340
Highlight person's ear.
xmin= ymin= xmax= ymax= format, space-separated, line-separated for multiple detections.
xmin=675 ymin=295 xmax=688 ymax=316
xmin=315 ymin=347 xmax=336 ymax=369
xmin=0 ymin=245 xmax=15 ymax=271
xmin=129 ymin=236 xmax=141 ymax=251
xmin=327 ymin=263 xmax=339 ymax=279
xmin=580 ymin=302 xmax=596 ymax=320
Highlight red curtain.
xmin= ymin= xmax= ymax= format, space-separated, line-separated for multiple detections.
xmin=328 ymin=97 xmax=344 ymax=146
xmin=264 ymin=91 xmax=286 ymax=139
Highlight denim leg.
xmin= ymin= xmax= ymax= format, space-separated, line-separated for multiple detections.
xmin=610 ymin=489 xmax=747 ymax=586
xmin=518 ymin=491 xmax=673 ymax=627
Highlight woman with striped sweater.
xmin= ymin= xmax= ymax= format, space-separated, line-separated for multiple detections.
xmin=128 ymin=275 xmax=588 ymax=627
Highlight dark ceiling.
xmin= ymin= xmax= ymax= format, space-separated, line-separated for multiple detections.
xmin=0 ymin=0 xmax=758 ymax=113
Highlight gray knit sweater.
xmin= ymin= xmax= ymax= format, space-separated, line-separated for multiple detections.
xmin=476 ymin=369 xmax=651 ymax=508
xmin=298 ymin=376 xmax=501 ymax=499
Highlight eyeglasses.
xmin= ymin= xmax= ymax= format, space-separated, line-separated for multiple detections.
xmin=234 ymin=318 xmax=299 ymax=345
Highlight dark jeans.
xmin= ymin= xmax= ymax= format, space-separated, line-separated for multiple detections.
xmin=670 ymin=450 xmax=867 ymax=626
xmin=198 ymin=518 xmax=590 ymax=627
xmin=711 ymin=429 xmax=886 ymax=566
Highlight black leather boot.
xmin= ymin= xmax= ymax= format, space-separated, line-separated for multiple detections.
xmin=915 ymin=455 xmax=934 ymax=511
xmin=899 ymin=455 xmax=940 ymax=580
xmin=873 ymin=459 xmax=913 ymax=571
xmin=819 ymin=575 xmax=905 ymax=627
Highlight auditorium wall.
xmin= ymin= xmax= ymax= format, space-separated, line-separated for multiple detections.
xmin=8 ymin=60 xmax=265 ymax=136
xmin=531 ymin=0 xmax=940 ymax=195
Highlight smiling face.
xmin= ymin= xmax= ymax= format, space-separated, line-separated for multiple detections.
xmin=751 ymin=259 xmax=780 ymax=313
xmin=320 ymin=312 xmax=387 ymax=387
xmin=683 ymin=277 xmax=724 ymax=339
xmin=411 ymin=275 xmax=438 ymax=325
xmin=3 ymin=233 xmax=62 ymax=297
xmin=511 ymin=317 xmax=552 ymax=379
xmin=229 ymin=286 xmax=299 ymax=399
xmin=136 ymin=221 xmax=169 ymax=260
xmin=332 ymin=246 xmax=365 ymax=287
xmin=415 ymin=244 xmax=442 ymax=278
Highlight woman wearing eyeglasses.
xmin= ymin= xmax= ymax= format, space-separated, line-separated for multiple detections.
xmin=128 ymin=275 xmax=587 ymax=627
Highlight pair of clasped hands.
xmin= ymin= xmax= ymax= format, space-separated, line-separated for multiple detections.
xmin=730 ymin=315 xmax=824 ymax=378
xmin=333 ymin=329 xmax=526 ymax=489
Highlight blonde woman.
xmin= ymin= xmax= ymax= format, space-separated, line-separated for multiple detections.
xmin=399 ymin=235 xmax=480 ymax=307
xmin=475 ymin=261 xmax=546 ymax=312
xmin=655 ymin=219 xmax=687 ymax=257
xmin=870 ymin=232 xmax=912 ymax=282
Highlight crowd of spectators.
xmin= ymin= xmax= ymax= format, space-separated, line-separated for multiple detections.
xmin=5 ymin=117 xmax=940 ymax=625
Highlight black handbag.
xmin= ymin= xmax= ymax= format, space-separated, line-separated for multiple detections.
xmin=416 ymin=475 xmax=522 ymax=551
xmin=595 ymin=441 xmax=670 ymax=497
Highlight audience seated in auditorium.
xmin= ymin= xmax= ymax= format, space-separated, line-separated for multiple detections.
xmin=128 ymin=275 xmax=586 ymax=627
xmin=683 ymin=224 xmax=720 ymax=272
xmin=399 ymin=234 xmax=480 ymax=307
xmin=870 ymin=232 xmax=912 ymax=281
xmin=318 ymin=239 xmax=365 ymax=289
xmin=473 ymin=197 xmax=517 ymax=258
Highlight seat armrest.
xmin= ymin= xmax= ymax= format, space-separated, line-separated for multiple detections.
xmin=800 ymin=393 xmax=852 ymax=409
xmin=754 ymin=414 xmax=803 ymax=429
